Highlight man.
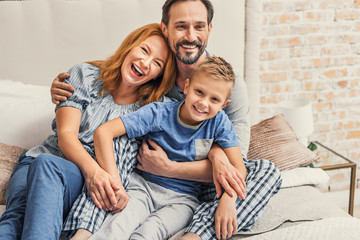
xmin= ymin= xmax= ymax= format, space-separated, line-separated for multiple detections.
xmin=51 ymin=1 xmax=281 ymax=239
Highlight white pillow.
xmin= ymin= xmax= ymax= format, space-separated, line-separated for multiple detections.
xmin=281 ymin=167 xmax=330 ymax=189
xmin=0 ymin=80 xmax=54 ymax=149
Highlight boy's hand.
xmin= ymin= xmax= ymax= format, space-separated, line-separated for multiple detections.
xmin=111 ymin=185 xmax=129 ymax=214
xmin=215 ymin=193 xmax=238 ymax=240
xmin=86 ymin=166 xmax=119 ymax=211
xmin=50 ymin=72 xmax=74 ymax=105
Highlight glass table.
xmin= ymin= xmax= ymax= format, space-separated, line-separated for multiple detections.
xmin=311 ymin=141 xmax=357 ymax=216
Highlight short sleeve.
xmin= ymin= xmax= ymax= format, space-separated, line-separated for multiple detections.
xmin=56 ymin=63 xmax=99 ymax=113
xmin=214 ymin=111 xmax=240 ymax=149
xmin=120 ymin=102 xmax=162 ymax=138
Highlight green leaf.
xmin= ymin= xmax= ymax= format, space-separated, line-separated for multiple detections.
xmin=307 ymin=142 xmax=317 ymax=151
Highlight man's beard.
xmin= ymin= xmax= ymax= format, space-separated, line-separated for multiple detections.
xmin=175 ymin=40 xmax=207 ymax=65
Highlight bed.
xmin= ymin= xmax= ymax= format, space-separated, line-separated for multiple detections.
xmin=1 ymin=0 xmax=360 ymax=239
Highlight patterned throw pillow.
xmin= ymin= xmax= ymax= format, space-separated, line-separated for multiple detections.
xmin=247 ymin=115 xmax=319 ymax=171
xmin=0 ymin=143 xmax=25 ymax=205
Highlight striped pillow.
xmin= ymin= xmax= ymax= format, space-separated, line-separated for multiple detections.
xmin=247 ymin=115 xmax=319 ymax=171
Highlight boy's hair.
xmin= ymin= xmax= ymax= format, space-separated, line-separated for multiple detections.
xmin=162 ymin=0 xmax=214 ymax=27
xmin=189 ymin=56 xmax=235 ymax=95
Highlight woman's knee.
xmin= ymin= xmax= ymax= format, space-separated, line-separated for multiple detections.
xmin=31 ymin=153 xmax=57 ymax=168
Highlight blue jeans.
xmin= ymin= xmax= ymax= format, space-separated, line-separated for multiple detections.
xmin=0 ymin=153 xmax=84 ymax=240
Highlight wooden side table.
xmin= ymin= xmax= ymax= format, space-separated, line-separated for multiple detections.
xmin=311 ymin=141 xmax=357 ymax=216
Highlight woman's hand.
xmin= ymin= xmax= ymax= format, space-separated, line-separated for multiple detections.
xmin=85 ymin=166 xmax=121 ymax=211
xmin=215 ymin=193 xmax=238 ymax=240
xmin=50 ymin=72 xmax=74 ymax=105
xmin=136 ymin=139 xmax=173 ymax=175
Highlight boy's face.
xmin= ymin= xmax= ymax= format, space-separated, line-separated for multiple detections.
xmin=180 ymin=71 xmax=231 ymax=126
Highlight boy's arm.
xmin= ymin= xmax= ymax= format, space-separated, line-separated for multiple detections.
xmin=93 ymin=117 xmax=126 ymax=178
xmin=214 ymin=146 xmax=246 ymax=239
xmin=93 ymin=117 xmax=130 ymax=212
xmin=215 ymin=192 xmax=238 ymax=240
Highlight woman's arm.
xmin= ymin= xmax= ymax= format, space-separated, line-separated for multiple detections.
xmin=56 ymin=107 xmax=118 ymax=210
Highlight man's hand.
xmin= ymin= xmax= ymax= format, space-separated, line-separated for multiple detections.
xmin=85 ymin=166 xmax=120 ymax=211
xmin=136 ymin=139 xmax=173 ymax=176
xmin=210 ymin=146 xmax=246 ymax=199
xmin=212 ymin=158 xmax=246 ymax=199
xmin=50 ymin=72 xmax=74 ymax=105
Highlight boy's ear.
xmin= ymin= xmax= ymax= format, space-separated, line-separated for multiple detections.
xmin=183 ymin=78 xmax=190 ymax=95
xmin=220 ymin=99 xmax=231 ymax=111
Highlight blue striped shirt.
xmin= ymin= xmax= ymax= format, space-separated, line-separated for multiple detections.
xmin=26 ymin=63 xmax=140 ymax=159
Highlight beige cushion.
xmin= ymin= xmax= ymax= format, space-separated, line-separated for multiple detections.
xmin=247 ymin=115 xmax=319 ymax=171
xmin=0 ymin=143 xmax=25 ymax=205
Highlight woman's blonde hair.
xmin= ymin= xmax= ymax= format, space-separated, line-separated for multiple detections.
xmin=88 ymin=23 xmax=176 ymax=105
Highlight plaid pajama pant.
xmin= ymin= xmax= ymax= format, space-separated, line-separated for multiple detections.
xmin=62 ymin=136 xmax=140 ymax=238
xmin=185 ymin=158 xmax=282 ymax=240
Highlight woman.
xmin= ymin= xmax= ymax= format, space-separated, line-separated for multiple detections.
xmin=0 ymin=23 xmax=176 ymax=240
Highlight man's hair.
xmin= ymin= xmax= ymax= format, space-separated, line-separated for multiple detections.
xmin=190 ymin=56 xmax=235 ymax=91
xmin=162 ymin=0 xmax=214 ymax=26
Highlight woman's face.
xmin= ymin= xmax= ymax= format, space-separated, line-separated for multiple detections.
xmin=121 ymin=35 xmax=169 ymax=87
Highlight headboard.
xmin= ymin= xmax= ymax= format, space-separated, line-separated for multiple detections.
xmin=0 ymin=0 xmax=245 ymax=87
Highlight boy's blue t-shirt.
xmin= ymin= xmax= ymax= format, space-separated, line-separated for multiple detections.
xmin=120 ymin=101 xmax=239 ymax=197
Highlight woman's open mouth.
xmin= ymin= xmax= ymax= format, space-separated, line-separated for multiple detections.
xmin=132 ymin=64 xmax=144 ymax=76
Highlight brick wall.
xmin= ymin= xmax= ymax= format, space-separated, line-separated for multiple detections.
xmin=258 ymin=0 xmax=360 ymax=190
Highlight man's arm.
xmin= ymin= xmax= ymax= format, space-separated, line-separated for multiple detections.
xmin=208 ymin=144 xmax=246 ymax=198
xmin=136 ymin=139 xmax=213 ymax=182
xmin=224 ymin=73 xmax=251 ymax=157
xmin=50 ymin=72 xmax=74 ymax=105
xmin=137 ymin=139 xmax=246 ymax=199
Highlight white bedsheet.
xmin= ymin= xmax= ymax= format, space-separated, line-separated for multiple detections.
xmin=242 ymin=217 xmax=360 ymax=240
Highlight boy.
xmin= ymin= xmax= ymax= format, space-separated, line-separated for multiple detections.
xmin=91 ymin=56 xmax=247 ymax=240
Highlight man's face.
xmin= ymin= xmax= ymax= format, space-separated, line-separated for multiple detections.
xmin=162 ymin=1 xmax=212 ymax=65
